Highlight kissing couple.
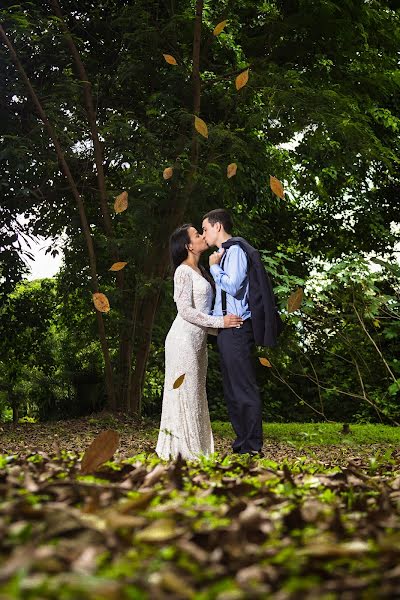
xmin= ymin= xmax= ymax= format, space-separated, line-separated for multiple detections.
xmin=156 ymin=208 xmax=282 ymax=461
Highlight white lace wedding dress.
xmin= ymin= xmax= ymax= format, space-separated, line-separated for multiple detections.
xmin=155 ymin=264 xmax=225 ymax=460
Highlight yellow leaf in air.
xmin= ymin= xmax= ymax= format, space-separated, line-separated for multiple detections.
xmin=213 ymin=20 xmax=228 ymax=36
xmin=259 ymin=357 xmax=272 ymax=367
xmin=270 ymin=175 xmax=285 ymax=200
xmin=163 ymin=167 xmax=173 ymax=180
xmin=194 ymin=116 xmax=208 ymax=138
xmin=163 ymin=53 xmax=177 ymax=65
xmin=235 ymin=68 xmax=249 ymax=91
xmin=227 ymin=162 xmax=237 ymax=178
xmin=109 ymin=262 xmax=128 ymax=272
xmin=93 ymin=292 xmax=110 ymax=313
xmin=114 ymin=191 xmax=128 ymax=213
xmin=287 ymin=288 xmax=303 ymax=313
xmin=173 ymin=374 xmax=185 ymax=389
xmin=80 ymin=430 xmax=120 ymax=474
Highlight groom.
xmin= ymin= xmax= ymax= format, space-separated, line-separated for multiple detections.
xmin=202 ymin=209 xmax=263 ymax=456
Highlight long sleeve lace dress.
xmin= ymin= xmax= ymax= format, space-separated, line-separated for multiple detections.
xmin=155 ymin=264 xmax=225 ymax=460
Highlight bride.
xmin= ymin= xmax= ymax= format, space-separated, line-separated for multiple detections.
xmin=155 ymin=224 xmax=243 ymax=460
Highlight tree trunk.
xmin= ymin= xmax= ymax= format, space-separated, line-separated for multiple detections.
xmin=127 ymin=0 xmax=204 ymax=413
xmin=129 ymin=285 xmax=164 ymax=414
xmin=9 ymin=391 xmax=18 ymax=425
xmin=50 ymin=0 xmax=129 ymax=409
xmin=0 ymin=24 xmax=116 ymax=410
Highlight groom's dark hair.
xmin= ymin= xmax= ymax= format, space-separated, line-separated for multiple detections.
xmin=202 ymin=208 xmax=233 ymax=234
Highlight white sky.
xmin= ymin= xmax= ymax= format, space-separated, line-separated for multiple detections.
xmin=22 ymin=235 xmax=63 ymax=280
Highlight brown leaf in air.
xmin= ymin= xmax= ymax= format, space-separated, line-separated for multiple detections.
xmin=163 ymin=53 xmax=177 ymax=65
xmin=114 ymin=191 xmax=128 ymax=213
xmin=163 ymin=167 xmax=173 ymax=180
xmin=80 ymin=430 xmax=120 ymax=475
xmin=259 ymin=357 xmax=272 ymax=367
xmin=173 ymin=374 xmax=185 ymax=389
xmin=288 ymin=288 xmax=303 ymax=313
xmin=227 ymin=163 xmax=237 ymax=178
xmin=92 ymin=292 xmax=110 ymax=313
xmin=270 ymin=175 xmax=285 ymax=199
xmin=109 ymin=262 xmax=128 ymax=272
xmin=213 ymin=20 xmax=228 ymax=36
xmin=194 ymin=116 xmax=208 ymax=138
xmin=235 ymin=69 xmax=249 ymax=91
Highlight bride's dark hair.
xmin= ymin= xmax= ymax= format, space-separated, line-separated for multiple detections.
xmin=169 ymin=224 xmax=216 ymax=293
xmin=170 ymin=224 xmax=192 ymax=272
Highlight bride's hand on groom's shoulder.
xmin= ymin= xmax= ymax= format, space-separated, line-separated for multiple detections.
xmin=209 ymin=248 xmax=224 ymax=267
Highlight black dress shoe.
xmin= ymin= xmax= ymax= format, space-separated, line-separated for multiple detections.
xmin=235 ymin=450 xmax=264 ymax=458
xmin=249 ymin=450 xmax=264 ymax=458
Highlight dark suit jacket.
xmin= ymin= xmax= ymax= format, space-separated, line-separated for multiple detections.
xmin=221 ymin=237 xmax=283 ymax=347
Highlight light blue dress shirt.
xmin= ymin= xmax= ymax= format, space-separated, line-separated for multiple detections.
xmin=210 ymin=245 xmax=251 ymax=320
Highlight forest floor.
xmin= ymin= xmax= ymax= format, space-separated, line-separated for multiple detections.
xmin=1 ymin=415 xmax=400 ymax=599
xmin=2 ymin=414 xmax=399 ymax=462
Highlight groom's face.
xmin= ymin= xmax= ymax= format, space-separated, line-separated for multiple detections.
xmin=202 ymin=218 xmax=219 ymax=247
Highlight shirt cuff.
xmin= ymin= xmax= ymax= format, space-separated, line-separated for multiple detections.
xmin=210 ymin=264 xmax=223 ymax=279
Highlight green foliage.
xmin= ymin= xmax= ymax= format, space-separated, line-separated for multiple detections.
xmin=246 ymin=253 xmax=400 ymax=424
xmin=212 ymin=421 xmax=400 ymax=446
xmin=0 ymin=0 xmax=399 ymax=420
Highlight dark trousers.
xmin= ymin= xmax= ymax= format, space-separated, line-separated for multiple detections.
xmin=217 ymin=319 xmax=263 ymax=453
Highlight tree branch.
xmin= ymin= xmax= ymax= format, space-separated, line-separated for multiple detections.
xmin=0 ymin=23 xmax=116 ymax=410
xmin=49 ymin=1 xmax=122 ymax=275
xmin=353 ymin=302 xmax=399 ymax=388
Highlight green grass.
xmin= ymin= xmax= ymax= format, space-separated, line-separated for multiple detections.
xmin=212 ymin=421 xmax=400 ymax=445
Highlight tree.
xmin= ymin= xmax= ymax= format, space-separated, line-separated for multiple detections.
xmin=0 ymin=279 xmax=57 ymax=422
xmin=255 ymin=255 xmax=400 ymax=424
xmin=1 ymin=0 xmax=399 ymax=415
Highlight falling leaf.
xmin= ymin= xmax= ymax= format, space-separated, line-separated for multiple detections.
xmin=109 ymin=262 xmax=128 ymax=272
xmin=259 ymin=357 xmax=272 ymax=367
xmin=270 ymin=175 xmax=285 ymax=199
xmin=287 ymin=288 xmax=303 ymax=313
xmin=235 ymin=68 xmax=249 ymax=91
xmin=194 ymin=116 xmax=208 ymax=138
xmin=227 ymin=163 xmax=237 ymax=178
xmin=163 ymin=167 xmax=173 ymax=180
xmin=80 ymin=430 xmax=120 ymax=475
xmin=163 ymin=53 xmax=177 ymax=65
xmin=173 ymin=374 xmax=185 ymax=389
xmin=92 ymin=292 xmax=110 ymax=313
xmin=213 ymin=20 xmax=228 ymax=36
xmin=114 ymin=191 xmax=128 ymax=213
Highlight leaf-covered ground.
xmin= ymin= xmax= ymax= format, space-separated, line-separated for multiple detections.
xmin=1 ymin=417 xmax=400 ymax=599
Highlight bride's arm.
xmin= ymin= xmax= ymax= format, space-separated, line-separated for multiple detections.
xmin=174 ymin=267 xmax=225 ymax=329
